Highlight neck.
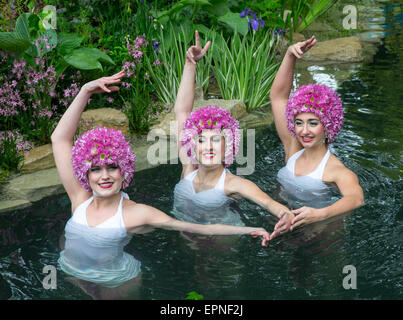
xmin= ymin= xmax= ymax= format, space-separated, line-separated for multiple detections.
xmin=91 ymin=191 xmax=121 ymax=209
xmin=197 ymin=165 xmax=224 ymax=184
xmin=302 ymin=143 xmax=328 ymax=159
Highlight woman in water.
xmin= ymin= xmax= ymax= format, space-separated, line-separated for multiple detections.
xmin=51 ymin=70 xmax=271 ymax=298
xmin=270 ymin=35 xmax=364 ymax=233
xmin=173 ymin=31 xmax=294 ymax=239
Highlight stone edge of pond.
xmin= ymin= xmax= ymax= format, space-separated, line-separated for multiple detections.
xmin=0 ymin=105 xmax=273 ymax=214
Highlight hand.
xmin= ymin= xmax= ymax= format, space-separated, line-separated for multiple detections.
xmin=82 ymin=70 xmax=125 ymax=95
xmin=250 ymin=228 xmax=270 ymax=247
xmin=290 ymin=206 xmax=323 ymax=230
xmin=186 ymin=30 xmax=211 ymax=65
xmin=270 ymin=210 xmax=294 ymax=240
xmin=287 ymin=35 xmax=317 ymax=59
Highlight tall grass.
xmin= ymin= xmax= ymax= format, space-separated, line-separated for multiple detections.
xmin=212 ymin=30 xmax=281 ymax=110
xmin=145 ymin=24 xmax=214 ymax=104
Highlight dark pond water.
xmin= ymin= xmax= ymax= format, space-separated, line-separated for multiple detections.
xmin=0 ymin=2 xmax=402 ymax=300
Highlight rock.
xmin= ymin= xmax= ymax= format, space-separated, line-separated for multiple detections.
xmin=292 ymin=33 xmax=305 ymax=43
xmin=6 ymin=168 xmax=65 ymax=203
xmin=78 ymin=108 xmax=129 ymax=136
xmin=302 ymin=37 xmax=363 ymax=63
xmin=0 ymin=199 xmax=31 ymax=213
xmin=21 ymin=144 xmax=55 ymax=173
xmin=239 ymin=109 xmax=274 ymax=129
xmin=150 ymin=97 xmax=248 ymax=141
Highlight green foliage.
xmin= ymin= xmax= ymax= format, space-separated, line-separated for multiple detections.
xmin=0 ymin=131 xmax=25 ymax=173
xmin=212 ymin=30 xmax=281 ymax=110
xmin=185 ymin=291 xmax=204 ymax=300
xmin=0 ymin=12 xmax=114 ymax=75
xmin=145 ymin=23 xmax=214 ymax=104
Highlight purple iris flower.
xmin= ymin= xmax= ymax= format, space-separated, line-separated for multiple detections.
xmin=152 ymin=40 xmax=161 ymax=55
xmin=240 ymin=7 xmax=265 ymax=32
xmin=240 ymin=7 xmax=247 ymax=18
xmin=248 ymin=19 xmax=259 ymax=32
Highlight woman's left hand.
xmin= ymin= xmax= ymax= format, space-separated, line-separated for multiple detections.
xmin=290 ymin=206 xmax=323 ymax=230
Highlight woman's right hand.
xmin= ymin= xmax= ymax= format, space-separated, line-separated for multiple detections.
xmin=82 ymin=70 xmax=125 ymax=95
xmin=287 ymin=35 xmax=317 ymax=59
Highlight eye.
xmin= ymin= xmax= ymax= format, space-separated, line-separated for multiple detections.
xmin=212 ymin=135 xmax=222 ymax=143
xmin=90 ymin=167 xmax=100 ymax=172
xmin=308 ymin=120 xmax=319 ymax=126
xmin=107 ymin=165 xmax=118 ymax=170
xmin=198 ymin=136 xmax=206 ymax=143
xmin=295 ymin=120 xmax=303 ymax=126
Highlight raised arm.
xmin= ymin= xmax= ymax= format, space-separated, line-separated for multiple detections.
xmin=270 ymin=36 xmax=316 ymax=160
xmin=51 ymin=71 xmax=125 ymax=208
xmin=175 ymin=30 xmax=210 ymax=178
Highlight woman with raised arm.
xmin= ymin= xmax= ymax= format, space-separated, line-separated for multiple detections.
xmin=51 ymin=70 xmax=271 ymax=298
xmin=173 ymin=31 xmax=294 ymax=240
xmin=270 ymin=36 xmax=364 ymax=233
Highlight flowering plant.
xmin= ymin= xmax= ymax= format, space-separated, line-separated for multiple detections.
xmin=181 ymin=106 xmax=240 ymax=167
xmin=240 ymin=7 xmax=265 ymax=32
xmin=72 ymin=126 xmax=136 ymax=193
xmin=286 ymin=84 xmax=344 ymax=143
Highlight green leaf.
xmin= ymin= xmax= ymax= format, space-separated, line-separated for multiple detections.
xmin=0 ymin=32 xmax=31 ymax=53
xmin=28 ymin=14 xmax=40 ymax=39
xmin=15 ymin=13 xmax=31 ymax=41
xmin=57 ymin=33 xmax=83 ymax=56
xmin=204 ymin=0 xmax=229 ymax=16
xmin=64 ymin=51 xmax=103 ymax=71
xmin=217 ymin=11 xmax=248 ymax=36
xmin=185 ymin=291 xmax=204 ymax=300
xmin=72 ymin=47 xmax=115 ymax=65
xmin=37 ymin=29 xmax=57 ymax=56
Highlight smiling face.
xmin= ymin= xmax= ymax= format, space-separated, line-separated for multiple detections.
xmin=194 ymin=129 xmax=225 ymax=168
xmin=294 ymin=112 xmax=325 ymax=147
xmin=87 ymin=164 xmax=123 ymax=196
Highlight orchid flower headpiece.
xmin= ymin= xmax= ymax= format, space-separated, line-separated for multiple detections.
xmin=286 ymin=84 xmax=344 ymax=143
xmin=72 ymin=126 xmax=135 ymax=192
xmin=181 ymin=106 xmax=240 ymax=167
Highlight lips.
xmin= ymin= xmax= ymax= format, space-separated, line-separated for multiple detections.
xmin=99 ymin=182 xmax=113 ymax=189
xmin=301 ymin=136 xmax=313 ymax=143
xmin=203 ymin=153 xmax=215 ymax=159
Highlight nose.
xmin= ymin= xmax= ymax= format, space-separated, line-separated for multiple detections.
xmin=100 ymin=168 xmax=110 ymax=179
xmin=301 ymin=123 xmax=309 ymax=134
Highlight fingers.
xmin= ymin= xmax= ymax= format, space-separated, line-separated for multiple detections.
xmin=195 ymin=30 xmax=200 ymax=48
xmin=186 ymin=49 xmax=197 ymax=64
xmin=201 ymin=40 xmax=211 ymax=55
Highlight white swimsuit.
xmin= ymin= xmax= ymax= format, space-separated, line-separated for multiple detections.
xmin=172 ymin=169 xmax=245 ymax=226
xmin=58 ymin=192 xmax=141 ymax=288
xmin=277 ymin=148 xmax=338 ymax=209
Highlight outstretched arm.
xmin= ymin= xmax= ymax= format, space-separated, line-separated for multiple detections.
xmin=270 ymin=36 xmax=316 ymax=161
xmin=174 ymin=30 xmax=211 ymax=178
xmin=226 ymin=176 xmax=294 ymax=239
xmin=51 ymin=71 xmax=125 ymax=209
xmin=127 ymin=203 xmax=270 ymax=246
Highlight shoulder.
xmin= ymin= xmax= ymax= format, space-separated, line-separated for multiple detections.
xmin=324 ymin=154 xmax=358 ymax=183
xmin=224 ymin=173 xmax=257 ymax=197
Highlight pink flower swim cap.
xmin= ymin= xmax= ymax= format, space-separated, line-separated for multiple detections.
xmin=72 ymin=126 xmax=136 ymax=192
xmin=181 ymin=106 xmax=240 ymax=167
xmin=286 ymin=84 xmax=344 ymax=143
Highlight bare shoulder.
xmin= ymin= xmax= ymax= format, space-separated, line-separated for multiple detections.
xmin=324 ymin=154 xmax=358 ymax=183
xmin=224 ymin=172 xmax=254 ymax=198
